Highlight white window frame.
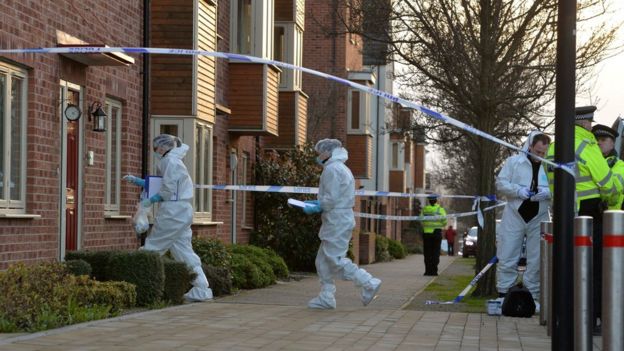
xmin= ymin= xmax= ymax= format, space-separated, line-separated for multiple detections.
xmin=0 ymin=62 xmax=27 ymax=213
xmin=230 ymin=0 xmax=274 ymax=59
xmin=194 ymin=122 xmax=213 ymax=220
xmin=390 ymin=141 xmax=405 ymax=171
xmin=104 ymin=98 xmax=122 ymax=214
xmin=274 ymin=22 xmax=303 ymax=91
xmin=347 ymin=88 xmax=370 ymax=134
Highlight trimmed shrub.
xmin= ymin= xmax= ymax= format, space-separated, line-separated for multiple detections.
xmin=230 ymin=245 xmax=275 ymax=285
xmin=388 ymin=239 xmax=408 ymax=259
xmin=262 ymin=248 xmax=289 ymax=279
xmin=203 ymin=264 xmax=233 ymax=296
xmin=65 ymin=250 xmax=116 ymax=281
xmin=64 ymin=259 xmax=93 ymax=277
xmin=107 ymin=251 xmax=165 ymax=306
xmin=162 ymin=258 xmax=196 ymax=305
xmin=230 ymin=253 xmax=265 ymax=289
xmin=251 ymin=143 xmax=322 ymax=271
xmin=0 ymin=262 xmax=135 ymax=332
xmin=375 ymin=235 xmax=393 ymax=262
xmin=192 ymin=237 xmax=232 ymax=270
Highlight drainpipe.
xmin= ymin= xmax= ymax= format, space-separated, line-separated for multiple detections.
xmin=375 ymin=65 xmax=381 ymax=191
xmin=141 ymin=0 xmax=150 ymax=179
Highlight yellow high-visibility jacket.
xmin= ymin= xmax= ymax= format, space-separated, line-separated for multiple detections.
xmin=421 ymin=204 xmax=447 ymax=234
xmin=545 ymin=125 xmax=620 ymax=208
xmin=606 ymin=154 xmax=624 ymax=210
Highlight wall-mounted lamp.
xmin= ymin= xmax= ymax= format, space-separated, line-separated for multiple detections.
xmin=88 ymin=102 xmax=107 ymax=132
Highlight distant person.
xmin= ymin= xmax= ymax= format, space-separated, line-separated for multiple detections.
xmin=421 ymin=195 xmax=447 ymax=276
xmin=445 ymin=225 xmax=457 ymax=256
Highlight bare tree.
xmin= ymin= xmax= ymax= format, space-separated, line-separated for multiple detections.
xmin=340 ymin=0 xmax=620 ymax=296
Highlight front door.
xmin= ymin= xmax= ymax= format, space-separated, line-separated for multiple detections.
xmin=59 ymin=81 xmax=83 ymax=259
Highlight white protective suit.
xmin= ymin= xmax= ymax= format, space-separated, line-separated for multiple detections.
xmin=310 ymin=146 xmax=380 ymax=309
xmin=143 ymin=143 xmax=213 ymax=302
xmin=495 ymin=131 xmax=550 ymax=299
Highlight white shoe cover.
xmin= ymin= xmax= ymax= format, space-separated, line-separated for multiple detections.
xmin=307 ymin=294 xmax=336 ymax=309
xmin=361 ymin=278 xmax=381 ymax=306
xmin=184 ymin=287 xmax=213 ymax=302
xmin=534 ymin=301 xmax=540 ymax=314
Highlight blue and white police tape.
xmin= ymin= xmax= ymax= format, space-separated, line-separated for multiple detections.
xmin=0 ymin=46 xmax=574 ymax=176
xmin=354 ymin=202 xmax=505 ymax=221
xmin=425 ymin=256 xmax=499 ymax=305
xmin=202 ymin=184 xmax=492 ymax=200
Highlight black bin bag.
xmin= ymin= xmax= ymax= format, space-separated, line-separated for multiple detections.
xmin=502 ymin=283 xmax=536 ymax=318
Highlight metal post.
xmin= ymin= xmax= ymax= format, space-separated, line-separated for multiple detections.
xmin=545 ymin=222 xmax=554 ymax=336
xmin=540 ymin=221 xmax=552 ymax=326
xmin=553 ymin=0 xmax=577 ymax=346
xmin=602 ymin=210 xmax=624 ymax=351
xmin=574 ymin=216 xmax=593 ymax=351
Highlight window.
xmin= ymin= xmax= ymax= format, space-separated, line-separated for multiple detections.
xmin=347 ymin=88 xmax=370 ymax=133
xmin=104 ymin=98 xmax=122 ymax=214
xmin=0 ymin=62 xmax=27 ymax=212
xmin=390 ymin=141 xmax=405 ymax=170
xmin=194 ymin=123 xmax=213 ymax=219
xmin=241 ymin=152 xmax=250 ymax=227
xmin=231 ymin=0 xmax=274 ymax=58
xmin=274 ymin=26 xmax=285 ymax=86
xmin=274 ymin=23 xmax=303 ymax=90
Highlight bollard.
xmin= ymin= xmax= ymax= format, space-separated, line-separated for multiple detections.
xmin=574 ymin=216 xmax=593 ymax=351
xmin=602 ymin=210 xmax=624 ymax=351
xmin=543 ymin=221 xmax=554 ymax=337
xmin=539 ymin=221 xmax=550 ymax=326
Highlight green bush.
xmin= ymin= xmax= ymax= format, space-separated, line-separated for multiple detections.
xmin=107 ymin=251 xmax=165 ymax=306
xmin=375 ymin=235 xmax=393 ymax=262
xmin=203 ymin=264 xmax=233 ymax=296
xmin=192 ymin=237 xmax=232 ymax=270
xmin=250 ymin=143 xmax=322 ymax=271
xmin=162 ymin=258 xmax=196 ymax=305
xmin=0 ymin=262 xmax=134 ymax=332
xmin=388 ymin=239 xmax=408 ymax=259
xmin=230 ymin=253 xmax=265 ymax=289
xmin=65 ymin=250 xmax=116 ymax=281
xmin=64 ymin=259 xmax=92 ymax=277
xmin=262 ymin=248 xmax=289 ymax=279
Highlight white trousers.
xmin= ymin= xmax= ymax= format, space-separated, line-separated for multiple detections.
xmin=496 ymin=209 xmax=547 ymax=299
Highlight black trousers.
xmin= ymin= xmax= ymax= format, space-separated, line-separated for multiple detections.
xmin=579 ymin=198 xmax=603 ymax=326
xmin=423 ymin=229 xmax=442 ymax=274
xmin=447 ymin=242 xmax=454 ymax=256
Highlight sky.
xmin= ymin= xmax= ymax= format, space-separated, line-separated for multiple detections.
xmin=578 ymin=0 xmax=624 ymax=127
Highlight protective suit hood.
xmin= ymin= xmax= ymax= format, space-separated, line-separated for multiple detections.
xmin=167 ymin=143 xmax=190 ymax=160
xmin=324 ymin=147 xmax=349 ymax=167
xmin=521 ymin=130 xmax=545 ymax=153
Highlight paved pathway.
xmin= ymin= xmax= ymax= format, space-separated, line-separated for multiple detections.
xmin=0 ymin=254 xmax=575 ymax=350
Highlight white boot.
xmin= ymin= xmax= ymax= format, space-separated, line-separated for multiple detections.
xmin=361 ymin=278 xmax=382 ymax=306
xmin=308 ymin=284 xmax=336 ymax=309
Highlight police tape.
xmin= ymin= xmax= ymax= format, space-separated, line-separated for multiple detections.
xmin=0 ymin=46 xmax=574 ymax=176
xmin=353 ymin=202 xmax=506 ymax=221
xmin=201 ymin=184 xmax=492 ymax=200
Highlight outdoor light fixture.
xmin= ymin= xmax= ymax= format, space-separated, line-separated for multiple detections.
xmin=88 ymin=101 xmax=107 ymax=132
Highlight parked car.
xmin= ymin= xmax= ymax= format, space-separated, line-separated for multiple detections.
xmin=461 ymin=226 xmax=478 ymax=258
xmin=460 ymin=220 xmax=501 ymax=258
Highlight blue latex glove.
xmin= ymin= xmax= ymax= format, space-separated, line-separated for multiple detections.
xmin=304 ymin=200 xmax=320 ymax=206
xmin=517 ymin=187 xmax=532 ymax=200
xmin=123 ymin=175 xmax=145 ymax=187
xmin=141 ymin=194 xmax=163 ymax=208
xmin=303 ymin=203 xmax=321 ymax=214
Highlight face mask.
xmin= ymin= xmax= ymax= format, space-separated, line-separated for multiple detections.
xmin=153 ymin=152 xmax=162 ymax=160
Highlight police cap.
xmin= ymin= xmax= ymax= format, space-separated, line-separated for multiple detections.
xmin=592 ymin=124 xmax=619 ymax=140
xmin=575 ymin=106 xmax=597 ymax=121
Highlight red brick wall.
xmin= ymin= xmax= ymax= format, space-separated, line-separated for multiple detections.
xmin=0 ymin=0 xmax=144 ymax=269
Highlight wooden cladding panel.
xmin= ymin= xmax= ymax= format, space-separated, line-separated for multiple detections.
xmin=346 ymin=135 xmax=372 ymax=179
xmin=296 ymin=93 xmax=308 ymax=146
xmin=229 ymin=63 xmax=279 ymax=136
xmin=265 ymin=66 xmax=280 ymax=135
xmin=197 ymin=0 xmax=216 ymax=123
xmin=151 ymin=0 xmax=193 ymax=115
xmin=275 ymin=0 xmax=294 ymax=21
xmin=389 ymin=170 xmax=406 ymax=193
xmin=265 ymin=92 xmax=295 ymax=148
xmin=414 ymin=144 xmax=426 ymax=189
